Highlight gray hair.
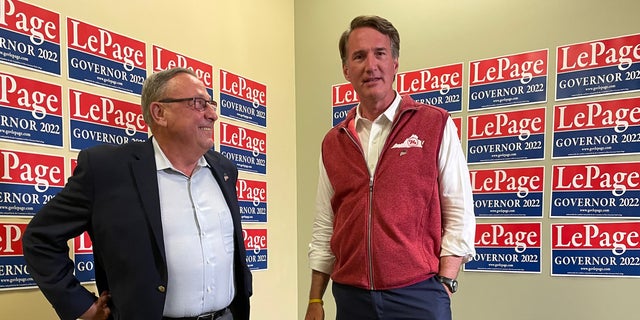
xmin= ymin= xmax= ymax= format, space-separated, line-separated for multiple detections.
xmin=140 ymin=67 xmax=198 ymax=128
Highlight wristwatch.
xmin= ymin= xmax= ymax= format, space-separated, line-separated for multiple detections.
xmin=435 ymin=275 xmax=458 ymax=293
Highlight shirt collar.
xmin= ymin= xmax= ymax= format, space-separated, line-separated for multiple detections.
xmin=355 ymin=91 xmax=401 ymax=125
xmin=152 ymin=137 xmax=209 ymax=172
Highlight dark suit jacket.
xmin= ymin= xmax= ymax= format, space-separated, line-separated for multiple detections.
xmin=23 ymin=139 xmax=252 ymax=320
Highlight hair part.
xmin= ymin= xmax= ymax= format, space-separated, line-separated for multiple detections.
xmin=140 ymin=67 xmax=198 ymax=129
xmin=339 ymin=15 xmax=400 ymax=65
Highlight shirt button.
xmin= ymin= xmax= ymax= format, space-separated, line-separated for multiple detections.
xmin=157 ymin=285 xmax=166 ymax=293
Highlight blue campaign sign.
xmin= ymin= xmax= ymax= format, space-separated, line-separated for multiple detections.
xmin=219 ymin=122 xmax=267 ymax=175
xmin=551 ymin=162 xmax=640 ymax=218
xmin=66 ymin=17 xmax=146 ymax=95
xmin=0 ymin=72 xmax=63 ymax=148
xmin=552 ymin=222 xmax=640 ymax=277
xmin=219 ymin=70 xmax=267 ymax=127
xmin=0 ymin=1 xmax=61 ymax=75
xmin=243 ymin=229 xmax=267 ymax=271
xmin=556 ymin=34 xmax=640 ymax=101
xmin=470 ymin=167 xmax=545 ymax=218
xmin=332 ymin=82 xmax=358 ymax=127
xmin=467 ymin=107 xmax=546 ymax=164
xmin=468 ymin=49 xmax=548 ymax=111
xmin=465 ymin=223 xmax=541 ymax=273
xmin=0 ymin=223 xmax=37 ymax=290
xmin=397 ymin=63 xmax=464 ymax=113
xmin=237 ymin=179 xmax=268 ymax=223
xmin=0 ymin=149 xmax=65 ymax=217
xmin=552 ymin=97 xmax=640 ymax=158
xmin=332 ymin=104 xmax=355 ymax=127
xmin=74 ymin=254 xmax=96 ymax=283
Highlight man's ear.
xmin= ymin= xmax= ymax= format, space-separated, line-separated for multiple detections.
xmin=343 ymin=63 xmax=350 ymax=82
xmin=150 ymin=102 xmax=167 ymax=127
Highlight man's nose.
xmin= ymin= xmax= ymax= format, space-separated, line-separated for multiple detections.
xmin=364 ymin=53 xmax=377 ymax=71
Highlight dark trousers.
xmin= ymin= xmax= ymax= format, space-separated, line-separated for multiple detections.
xmin=332 ymin=276 xmax=451 ymax=320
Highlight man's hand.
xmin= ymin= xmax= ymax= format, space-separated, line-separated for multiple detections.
xmin=80 ymin=291 xmax=111 ymax=320
xmin=304 ymin=301 xmax=324 ymax=320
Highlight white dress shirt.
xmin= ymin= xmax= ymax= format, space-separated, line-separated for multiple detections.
xmin=153 ymin=139 xmax=235 ymax=317
xmin=309 ymin=93 xmax=476 ymax=275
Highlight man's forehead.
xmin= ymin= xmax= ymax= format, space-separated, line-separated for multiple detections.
xmin=348 ymin=27 xmax=390 ymax=47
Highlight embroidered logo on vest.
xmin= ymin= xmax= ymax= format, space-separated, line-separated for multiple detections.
xmin=391 ymin=134 xmax=424 ymax=149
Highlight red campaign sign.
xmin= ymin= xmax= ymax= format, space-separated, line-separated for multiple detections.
xmin=467 ymin=107 xmax=545 ymax=140
xmin=397 ymin=63 xmax=463 ymax=95
xmin=0 ymin=0 xmax=60 ymax=44
xmin=552 ymin=222 xmax=640 ymax=253
xmin=552 ymin=162 xmax=640 ymax=193
xmin=332 ymin=82 xmax=358 ymax=107
xmin=0 ymin=223 xmax=27 ymax=256
xmin=243 ymin=228 xmax=267 ymax=252
xmin=470 ymin=49 xmax=548 ymax=85
xmin=0 ymin=71 xmax=62 ymax=117
xmin=236 ymin=178 xmax=267 ymax=204
xmin=0 ymin=148 xmax=65 ymax=189
xmin=219 ymin=122 xmax=266 ymax=154
xmin=475 ymin=223 xmax=541 ymax=250
xmin=554 ymin=97 xmax=640 ymax=132
xmin=152 ymin=45 xmax=214 ymax=89
xmin=220 ymin=70 xmax=266 ymax=106
xmin=68 ymin=88 xmax=147 ymax=133
xmin=66 ymin=17 xmax=145 ymax=69
xmin=471 ymin=166 xmax=544 ymax=195
xmin=557 ymin=34 xmax=640 ymax=73
xmin=74 ymin=231 xmax=93 ymax=254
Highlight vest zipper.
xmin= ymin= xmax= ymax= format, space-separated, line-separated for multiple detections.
xmin=341 ymin=126 xmax=376 ymax=289
xmin=368 ymin=177 xmax=375 ymax=290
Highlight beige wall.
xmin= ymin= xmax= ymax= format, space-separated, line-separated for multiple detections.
xmin=0 ymin=0 xmax=297 ymax=319
xmin=295 ymin=1 xmax=640 ymax=320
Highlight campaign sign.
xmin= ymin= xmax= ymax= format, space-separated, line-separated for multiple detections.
xmin=332 ymin=82 xmax=358 ymax=127
xmin=551 ymin=162 xmax=640 ymax=218
xmin=464 ymin=223 xmax=541 ymax=273
xmin=243 ymin=228 xmax=267 ymax=271
xmin=552 ymin=97 xmax=640 ymax=158
xmin=220 ymin=70 xmax=266 ymax=127
xmin=0 ymin=223 xmax=36 ymax=289
xmin=397 ymin=63 xmax=463 ymax=113
xmin=556 ymin=33 xmax=640 ymax=101
xmin=0 ymin=72 xmax=63 ymax=147
xmin=152 ymin=45 xmax=214 ymax=97
xmin=219 ymin=122 xmax=266 ymax=174
xmin=468 ymin=49 xmax=548 ymax=110
xmin=470 ymin=166 xmax=544 ymax=217
xmin=467 ymin=107 xmax=545 ymax=164
xmin=0 ymin=0 xmax=60 ymax=75
xmin=237 ymin=178 xmax=267 ymax=223
xmin=0 ymin=149 xmax=64 ymax=217
xmin=74 ymin=231 xmax=94 ymax=283
xmin=68 ymin=89 xmax=147 ymax=151
xmin=66 ymin=17 xmax=146 ymax=95
xmin=552 ymin=222 xmax=640 ymax=277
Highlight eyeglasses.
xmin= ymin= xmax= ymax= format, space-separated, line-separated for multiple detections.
xmin=158 ymin=97 xmax=217 ymax=112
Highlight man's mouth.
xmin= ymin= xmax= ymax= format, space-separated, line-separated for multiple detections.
xmin=363 ymin=77 xmax=381 ymax=84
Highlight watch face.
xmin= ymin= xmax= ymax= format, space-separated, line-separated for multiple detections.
xmin=450 ymin=280 xmax=458 ymax=293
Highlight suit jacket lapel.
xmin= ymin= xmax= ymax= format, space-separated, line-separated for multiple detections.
xmin=131 ymin=140 xmax=166 ymax=264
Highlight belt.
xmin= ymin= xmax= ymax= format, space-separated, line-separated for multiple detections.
xmin=163 ymin=308 xmax=228 ymax=320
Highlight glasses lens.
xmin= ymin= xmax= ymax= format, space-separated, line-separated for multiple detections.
xmin=191 ymin=97 xmax=203 ymax=111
